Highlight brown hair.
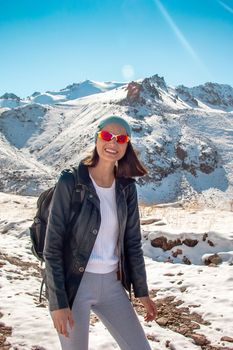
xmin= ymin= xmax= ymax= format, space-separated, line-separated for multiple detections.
xmin=82 ymin=141 xmax=147 ymax=178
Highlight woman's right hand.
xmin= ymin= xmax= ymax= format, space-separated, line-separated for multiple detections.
xmin=51 ymin=308 xmax=75 ymax=338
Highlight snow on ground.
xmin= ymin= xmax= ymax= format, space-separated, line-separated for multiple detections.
xmin=1 ymin=192 xmax=233 ymax=350
xmin=140 ymin=204 xmax=233 ymax=348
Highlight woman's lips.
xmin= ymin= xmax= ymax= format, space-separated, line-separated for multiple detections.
xmin=105 ymin=148 xmax=118 ymax=154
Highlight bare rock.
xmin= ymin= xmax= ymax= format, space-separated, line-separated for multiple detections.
xmin=191 ymin=333 xmax=209 ymax=346
xmin=175 ymin=85 xmax=199 ymax=107
xmin=176 ymin=145 xmax=187 ymax=161
xmin=0 ymin=320 xmax=12 ymax=350
xmin=182 ymin=256 xmax=192 ymax=265
xmin=146 ymin=334 xmax=157 ymax=342
xmin=189 ymin=321 xmax=200 ymax=331
xmin=178 ymin=325 xmax=191 ymax=335
xmin=0 ymin=261 xmax=6 ymax=268
xmin=204 ymin=254 xmax=222 ymax=266
xmin=141 ymin=217 xmax=161 ymax=225
xmin=203 ymin=233 xmax=208 ymax=241
xmin=126 ymin=82 xmax=141 ymax=102
xmin=151 ymin=236 xmax=182 ymax=251
xmin=156 ymin=317 xmax=169 ymax=326
xmin=207 ymin=239 xmax=215 ymax=247
xmin=221 ymin=336 xmax=233 ymax=342
xmin=183 ymin=238 xmax=198 ymax=247
xmin=177 ymin=272 xmax=184 ymax=276
xmin=142 ymin=77 xmax=163 ymax=100
xmin=200 ymin=163 xmax=215 ymax=174
xmin=172 ymin=248 xmax=183 ymax=258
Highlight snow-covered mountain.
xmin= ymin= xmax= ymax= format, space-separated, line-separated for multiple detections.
xmin=1 ymin=76 xmax=233 ymax=349
xmin=0 ymin=74 xmax=232 ymax=206
xmin=0 ymin=93 xmax=26 ymax=108
xmin=0 ymin=80 xmax=125 ymax=107
xmin=176 ymin=82 xmax=233 ymax=111
xmin=2 ymin=77 xmax=233 ymax=111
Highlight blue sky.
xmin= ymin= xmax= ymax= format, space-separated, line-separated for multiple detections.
xmin=0 ymin=0 xmax=233 ymax=98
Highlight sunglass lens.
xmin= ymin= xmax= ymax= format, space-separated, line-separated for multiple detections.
xmin=116 ymin=135 xmax=128 ymax=144
xmin=100 ymin=130 xmax=112 ymax=141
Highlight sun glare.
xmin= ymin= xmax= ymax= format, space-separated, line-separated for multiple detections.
xmin=218 ymin=0 xmax=233 ymax=14
xmin=153 ymin=0 xmax=211 ymax=77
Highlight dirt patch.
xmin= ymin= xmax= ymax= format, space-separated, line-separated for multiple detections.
xmin=0 ymin=312 xmax=12 ymax=350
xmin=0 ymin=251 xmax=41 ymax=277
xmin=133 ymin=290 xmax=232 ymax=350
xmin=0 ymin=251 xmax=44 ymax=348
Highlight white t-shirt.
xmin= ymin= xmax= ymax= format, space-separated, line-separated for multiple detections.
xmin=85 ymin=174 xmax=119 ymax=273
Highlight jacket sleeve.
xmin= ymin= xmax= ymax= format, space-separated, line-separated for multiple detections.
xmin=124 ymin=182 xmax=149 ymax=298
xmin=43 ymin=171 xmax=74 ymax=311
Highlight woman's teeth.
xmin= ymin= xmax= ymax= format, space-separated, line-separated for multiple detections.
xmin=105 ymin=148 xmax=117 ymax=154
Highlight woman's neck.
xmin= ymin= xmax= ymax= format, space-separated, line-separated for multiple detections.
xmin=89 ymin=160 xmax=115 ymax=188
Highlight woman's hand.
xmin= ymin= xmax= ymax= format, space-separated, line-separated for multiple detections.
xmin=51 ymin=307 xmax=75 ymax=337
xmin=138 ymin=296 xmax=157 ymax=322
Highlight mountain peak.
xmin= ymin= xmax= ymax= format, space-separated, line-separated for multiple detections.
xmin=147 ymin=74 xmax=167 ymax=91
xmin=0 ymin=93 xmax=21 ymax=100
xmin=190 ymin=82 xmax=233 ymax=109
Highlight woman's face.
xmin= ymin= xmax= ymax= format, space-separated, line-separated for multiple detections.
xmin=96 ymin=123 xmax=128 ymax=164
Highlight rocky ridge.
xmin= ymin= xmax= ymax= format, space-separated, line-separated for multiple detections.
xmin=0 ymin=74 xmax=232 ymax=205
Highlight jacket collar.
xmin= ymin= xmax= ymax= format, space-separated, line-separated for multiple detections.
xmin=76 ymin=161 xmax=135 ymax=192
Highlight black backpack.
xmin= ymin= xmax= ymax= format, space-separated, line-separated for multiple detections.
xmin=29 ymin=168 xmax=85 ymax=263
xmin=29 ymin=168 xmax=85 ymax=303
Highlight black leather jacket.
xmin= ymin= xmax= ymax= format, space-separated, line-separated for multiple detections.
xmin=44 ymin=162 xmax=149 ymax=311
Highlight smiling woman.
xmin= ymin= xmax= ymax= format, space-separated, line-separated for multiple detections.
xmin=44 ymin=115 xmax=157 ymax=350
xmin=83 ymin=116 xmax=147 ymax=178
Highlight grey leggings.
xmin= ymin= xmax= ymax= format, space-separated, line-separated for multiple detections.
xmin=58 ymin=270 xmax=151 ymax=350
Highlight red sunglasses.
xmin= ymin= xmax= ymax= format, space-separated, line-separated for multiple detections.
xmin=97 ymin=130 xmax=130 ymax=144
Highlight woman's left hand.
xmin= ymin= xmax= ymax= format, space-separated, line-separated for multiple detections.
xmin=138 ymin=296 xmax=157 ymax=322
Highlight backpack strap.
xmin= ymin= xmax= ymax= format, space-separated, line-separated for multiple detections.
xmin=71 ymin=166 xmax=85 ymax=207
xmin=65 ymin=167 xmax=85 ymax=236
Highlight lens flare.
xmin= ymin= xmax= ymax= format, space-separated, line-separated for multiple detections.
xmin=218 ymin=0 xmax=233 ymax=14
xmin=122 ymin=65 xmax=135 ymax=80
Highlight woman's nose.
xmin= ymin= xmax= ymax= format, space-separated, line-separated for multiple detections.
xmin=109 ymin=136 xmax=118 ymax=145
